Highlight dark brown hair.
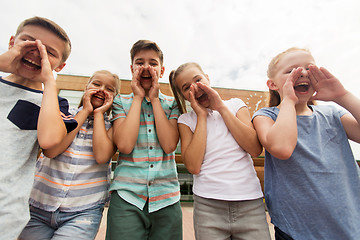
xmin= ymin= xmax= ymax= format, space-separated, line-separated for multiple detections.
xmin=130 ymin=40 xmax=164 ymax=65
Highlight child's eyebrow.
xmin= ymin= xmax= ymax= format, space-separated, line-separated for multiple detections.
xmin=21 ymin=34 xmax=59 ymax=54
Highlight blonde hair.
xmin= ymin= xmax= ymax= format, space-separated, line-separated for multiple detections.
xmin=169 ymin=62 xmax=205 ymax=114
xmin=16 ymin=16 xmax=72 ymax=63
xmin=79 ymin=70 xmax=121 ymax=110
xmin=267 ymin=47 xmax=314 ymax=107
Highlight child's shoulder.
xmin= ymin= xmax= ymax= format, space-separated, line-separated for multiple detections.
xmin=159 ymin=92 xmax=176 ymax=102
xmin=312 ymin=104 xmax=347 ymax=117
xmin=252 ymin=106 xmax=279 ymax=120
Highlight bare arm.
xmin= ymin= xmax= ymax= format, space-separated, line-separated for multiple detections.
xmin=253 ymin=69 xmax=302 ymax=160
xmin=113 ymin=67 xmax=146 ymax=154
xmin=36 ymin=40 xmax=67 ymax=149
xmin=112 ymin=97 xmax=142 ymax=154
xmin=151 ymin=98 xmax=179 ymax=153
xmin=179 ymin=86 xmax=208 ymax=174
xmin=42 ymin=89 xmax=96 ymax=158
xmin=253 ymin=99 xmax=297 ymax=160
xmin=219 ymin=105 xmax=262 ymax=157
xmin=148 ymin=66 xmax=179 ymax=153
xmin=179 ymin=118 xmax=207 ymax=175
xmin=93 ymin=91 xmax=117 ymax=163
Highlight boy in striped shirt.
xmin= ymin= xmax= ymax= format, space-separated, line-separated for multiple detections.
xmin=106 ymin=40 xmax=182 ymax=240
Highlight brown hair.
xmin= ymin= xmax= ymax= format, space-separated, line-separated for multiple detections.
xmin=15 ymin=16 xmax=72 ymax=63
xmin=130 ymin=40 xmax=164 ymax=65
xmin=78 ymin=70 xmax=121 ymax=113
xmin=267 ymin=47 xmax=314 ymax=107
xmin=169 ymin=62 xmax=205 ymax=114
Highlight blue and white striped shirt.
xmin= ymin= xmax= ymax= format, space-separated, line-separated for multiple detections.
xmin=29 ymin=107 xmax=112 ymax=212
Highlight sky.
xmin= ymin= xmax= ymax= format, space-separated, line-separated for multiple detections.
xmin=2 ymin=0 xmax=360 ymax=157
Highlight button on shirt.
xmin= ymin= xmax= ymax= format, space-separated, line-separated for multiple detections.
xmin=110 ymin=92 xmax=180 ymax=213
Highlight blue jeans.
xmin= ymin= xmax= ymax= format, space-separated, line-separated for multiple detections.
xmin=18 ymin=205 xmax=104 ymax=240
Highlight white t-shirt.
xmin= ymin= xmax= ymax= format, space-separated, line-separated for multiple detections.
xmin=178 ymin=98 xmax=263 ymax=201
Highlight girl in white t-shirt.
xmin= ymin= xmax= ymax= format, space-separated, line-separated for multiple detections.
xmin=169 ymin=62 xmax=270 ymax=240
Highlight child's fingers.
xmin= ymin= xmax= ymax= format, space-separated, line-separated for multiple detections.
xmin=189 ymin=86 xmax=196 ymax=103
xmin=149 ymin=66 xmax=158 ymax=83
xmin=319 ymin=67 xmax=334 ymax=79
xmin=36 ymin=40 xmax=52 ymax=69
xmin=290 ymin=67 xmax=302 ymax=83
xmin=18 ymin=40 xmax=37 ymax=52
xmin=307 ymin=69 xmax=318 ymax=88
xmin=197 ymin=82 xmax=212 ymax=94
xmin=133 ymin=66 xmax=143 ymax=82
xmin=308 ymin=65 xmax=326 ymax=81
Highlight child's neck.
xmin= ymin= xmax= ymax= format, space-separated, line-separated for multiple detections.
xmin=4 ymin=74 xmax=43 ymax=91
xmin=294 ymin=102 xmax=313 ymax=116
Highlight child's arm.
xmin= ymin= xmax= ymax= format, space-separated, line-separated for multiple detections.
xmin=197 ymin=82 xmax=262 ymax=157
xmin=93 ymin=91 xmax=117 ymax=164
xmin=35 ymin=40 xmax=68 ymax=149
xmin=0 ymin=40 xmax=37 ymax=73
xmin=42 ymin=88 xmax=95 ymax=158
xmin=179 ymin=85 xmax=208 ymax=174
xmin=112 ymin=67 xmax=144 ymax=154
xmin=148 ymin=67 xmax=179 ymax=153
xmin=308 ymin=66 xmax=360 ymax=143
xmin=253 ymin=68 xmax=303 ymax=160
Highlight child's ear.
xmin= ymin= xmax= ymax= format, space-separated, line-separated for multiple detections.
xmin=205 ymin=74 xmax=210 ymax=82
xmin=160 ymin=66 xmax=165 ymax=78
xmin=8 ymin=36 xmax=15 ymax=49
xmin=267 ymin=79 xmax=278 ymax=91
xmin=54 ymin=62 xmax=66 ymax=72
xmin=130 ymin=65 xmax=134 ymax=73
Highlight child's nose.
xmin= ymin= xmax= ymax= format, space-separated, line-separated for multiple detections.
xmin=301 ymin=68 xmax=308 ymax=78
xmin=29 ymin=49 xmax=41 ymax=57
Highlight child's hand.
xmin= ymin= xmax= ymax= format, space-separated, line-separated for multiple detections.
xmin=189 ymin=85 xmax=208 ymax=118
xmin=196 ymin=82 xmax=225 ymax=111
xmin=282 ymin=67 xmax=302 ymax=105
xmin=82 ymin=88 xmax=96 ymax=114
xmin=0 ymin=40 xmax=37 ymax=74
xmin=35 ymin=40 xmax=56 ymax=85
xmin=148 ymin=66 xmax=160 ymax=101
xmin=94 ymin=90 xmax=114 ymax=115
xmin=131 ymin=66 xmax=145 ymax=99
xmin=308 ymin=65 xmax=347 ymax=103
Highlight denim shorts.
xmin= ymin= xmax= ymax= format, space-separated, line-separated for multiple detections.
xmin=18 ymin=205 xmax=104 ymax=240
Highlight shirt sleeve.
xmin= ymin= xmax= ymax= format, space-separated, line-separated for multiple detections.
xmin=169 ymin=100 xmax=180 ymax=120
xmin=111 ymin=94 xmax=127 ymax=122
xmin=58 ymin=96 xmax=77 ymax=133
xmin=252 ymin=107 xmax=278 ymax=122
xmin=228 ymin=98 xmax=246 ymax=114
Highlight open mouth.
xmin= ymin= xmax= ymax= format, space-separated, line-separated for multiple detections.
xmin=93 ymin=94 xmax=105 ymax=101
xmin=22 ymin=57 xmax=41 ymax=70
xmin=141 ymin=74 xmax=152 ymax=80
xmin=294 ymin=82 xmax=310 ymax=93
xmin=196 ymin=93 xmax=208 ymax=103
